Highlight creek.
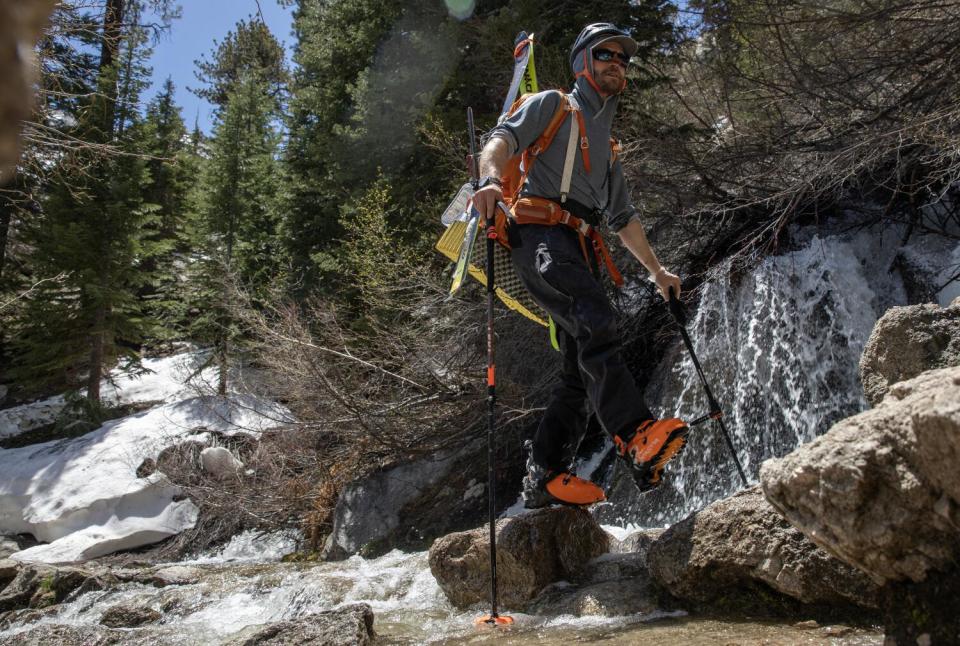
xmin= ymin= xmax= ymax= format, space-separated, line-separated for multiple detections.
xmin=0 ymin=531 xmax=883 ymax=644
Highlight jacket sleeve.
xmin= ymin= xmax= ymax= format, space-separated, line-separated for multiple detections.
xmin=486 ymin=91 xmax=564 ymax=156
xmin=605 ymin=156 xmax=640 ymax=233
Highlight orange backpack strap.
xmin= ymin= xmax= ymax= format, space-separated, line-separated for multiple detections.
xmin=531 ymin=92 xmax=571 ymax=156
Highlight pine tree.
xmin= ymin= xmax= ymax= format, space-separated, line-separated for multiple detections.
xmin=189 ymin=20 xmax=285 ymax=395
xmin=139 ymin=77 xmax=200 ymax=338
xmin=10 ymin=1 xmax=159 ymax=401
xmin=280 ymin=0 xmax=404 ymax=297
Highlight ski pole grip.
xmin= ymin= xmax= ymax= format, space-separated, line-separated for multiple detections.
xmin=668 ymin=286 xmax=686 ymax=325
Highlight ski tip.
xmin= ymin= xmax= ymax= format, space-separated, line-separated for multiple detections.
xmin=513 ymin=31 xmax=528 ymax=44
xmin=474 ymin=614 xmax=515 ymax=627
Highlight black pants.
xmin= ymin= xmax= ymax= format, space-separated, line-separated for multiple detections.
xmin=511 ymin=223 xmax=654 ymax=473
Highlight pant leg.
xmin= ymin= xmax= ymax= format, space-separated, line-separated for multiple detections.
xmin=511 ymin=224 xmax=653 ymax=451
xmin=530 ymin=328 xmax=589 ymax=472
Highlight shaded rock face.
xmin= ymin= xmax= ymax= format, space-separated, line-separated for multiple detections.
xmin=428 ymin=507 xmax=609 ymax=610
xmin=647 ymin=486 xmax=879 ymax=619
xmin=323 ymin=435 xmax=526 ymax=560
xmin=99 ymin=603 xmax=161 ymax=628
xmin=859 ymin=301 xmax=960 ymax=406
xmin=761 ymin=366 xmax=960 ymax=585
xmin=228 ymin=603 xmax=375 ymax=646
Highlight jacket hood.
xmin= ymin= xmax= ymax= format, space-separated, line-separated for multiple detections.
xmin=571 ymin=37 xmax=620 ymax=118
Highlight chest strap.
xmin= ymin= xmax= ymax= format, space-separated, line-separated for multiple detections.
xmin=510 ymin=196 xmax=623 ymax=287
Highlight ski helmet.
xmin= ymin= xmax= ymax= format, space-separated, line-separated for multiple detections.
xmin=569 ymin=23 xmax=638 ymax=69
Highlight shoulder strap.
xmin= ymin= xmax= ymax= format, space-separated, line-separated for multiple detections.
xmin=559 ymin=94 xmax=580 ymax=203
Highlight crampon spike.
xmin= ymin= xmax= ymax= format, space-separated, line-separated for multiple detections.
xmin=474 ymin=614 xmax=515 ymax=626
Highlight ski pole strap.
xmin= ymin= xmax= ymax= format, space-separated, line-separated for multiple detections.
xmin=510 ymin=197 xmax=623 ymax=287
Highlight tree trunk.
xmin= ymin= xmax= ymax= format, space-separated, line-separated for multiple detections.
xmin=87 ymin=303 xmax=105 ymax=402
xmin=97 ymin=0 xmax=125 ymax=138
xmin=84 ymin=0 xmax=124 ymax=405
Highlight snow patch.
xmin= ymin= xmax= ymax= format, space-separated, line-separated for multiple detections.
xmin=0 ymin=352 xmax=293 ymax=563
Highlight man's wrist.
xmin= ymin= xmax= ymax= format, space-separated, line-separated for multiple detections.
xmin=478 ymin=176 xmax=502 ymax=190
xmin=652 ymin=266 xmax=667 ymax=278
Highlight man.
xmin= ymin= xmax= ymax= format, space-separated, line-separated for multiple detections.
xmin=472 ymin=23 xmax=689 ymax=508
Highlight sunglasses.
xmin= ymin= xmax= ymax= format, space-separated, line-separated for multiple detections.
xmin=592 ymin=48 xmax=630 ymax=66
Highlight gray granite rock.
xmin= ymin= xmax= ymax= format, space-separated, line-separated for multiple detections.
xmin=859 ymin=302 xmax=960 ymax=406
xmin=647 ymin=486 xmax=879 ymax=617
xmin=761 ymin=366 xmax=960 ymax=584
xmin=428 ymin=507 xmax=609 ymax=609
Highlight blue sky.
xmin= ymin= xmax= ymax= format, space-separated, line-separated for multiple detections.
xmin=145 ymin=1 xmax=294 ymax=134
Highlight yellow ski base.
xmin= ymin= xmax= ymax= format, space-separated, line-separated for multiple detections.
xmin=436 ymin=220 xmax=548 ymax=328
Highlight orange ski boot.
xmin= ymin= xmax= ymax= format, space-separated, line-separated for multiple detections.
xmin=614 ymin=418 xmax=689 ymax=492
xmin=522 ymin=462 xmax=606 ymax=509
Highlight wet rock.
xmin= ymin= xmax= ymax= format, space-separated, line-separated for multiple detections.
xmin=229 ymin=603 xmax=375 ymax=645
xmin=761 ymin=366 xmax=960 ymax=584
xmin=0 ymin=564 xmax=45 ymax=611
xmin=609 ymin=528 xmax=664 ymax=555
xmin=647 ymin=486 xmax=879 ymax=618
xmin=428 ymin=507 xmax=609 ymax=610
xmin=0 ymin=558 xmax=17 ymax=584
xmin=0 ymin=624 xmax=138 ymax=646
xmin=150 ymin=564 xmax=202 ymax=587
xmin=99 ymin=602 xmax=162 ymax=628
xmin=527 ymin=550 xmax=670 ymax=617
xmin=200 ymin=446 xmax=243 ymax=479
xmin=859 ymin=302 xmax=960 ymax=406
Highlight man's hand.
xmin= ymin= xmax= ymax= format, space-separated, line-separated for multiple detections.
xmin=653 ymin=267 xmax=681 ymax=301
xmin=473 ymin=183 xmax=503 ymax=222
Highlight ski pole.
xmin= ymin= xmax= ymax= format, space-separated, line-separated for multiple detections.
xmin=467 ymin=107 xmax=513 ymax=628
xmin=667 ymin=287 xmax=749 ymax=487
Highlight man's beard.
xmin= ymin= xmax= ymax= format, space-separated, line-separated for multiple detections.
xmin=597 ymin=71 xmax=623 ymax=95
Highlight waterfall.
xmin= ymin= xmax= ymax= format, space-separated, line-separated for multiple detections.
xmin=595 ymin=224 xmax=922 ymax=528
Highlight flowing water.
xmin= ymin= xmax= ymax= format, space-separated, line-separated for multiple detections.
xmin=595 ymin=223 xmax=954 ymax=528
xmin=0 ymin=534 xmax=883 ymax=644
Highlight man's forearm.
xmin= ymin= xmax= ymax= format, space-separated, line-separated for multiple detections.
xmin=617 ymin=217 xmax=663 ymax=276
xmin=478 ymin=136 xmax=511 ymax=179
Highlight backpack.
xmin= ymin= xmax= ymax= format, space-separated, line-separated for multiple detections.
xmin=499 ymin=90 xmax=621 ymax=208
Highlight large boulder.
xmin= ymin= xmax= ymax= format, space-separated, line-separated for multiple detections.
xmin=859 ymin=301 xmax=960 ymax=406
xmin=647 ymin=486 xmax=879 ymax=618
xmin=228 ymin=603 xmax=375 ymax=646
xmin=428 ymin=507 xmax=609 ymax=610
xmin=761 ymin=366 xmax=960 ymax=584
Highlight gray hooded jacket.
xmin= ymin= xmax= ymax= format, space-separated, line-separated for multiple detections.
xmin=489 ymin=38 xmax=638 ymax=232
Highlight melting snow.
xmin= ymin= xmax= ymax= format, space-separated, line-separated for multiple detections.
xmin=0 ymin=351 xmax=293 ymax=563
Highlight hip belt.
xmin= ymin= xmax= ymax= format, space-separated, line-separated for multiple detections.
xmin=510 ymin=196 xmax=623 ymax=287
